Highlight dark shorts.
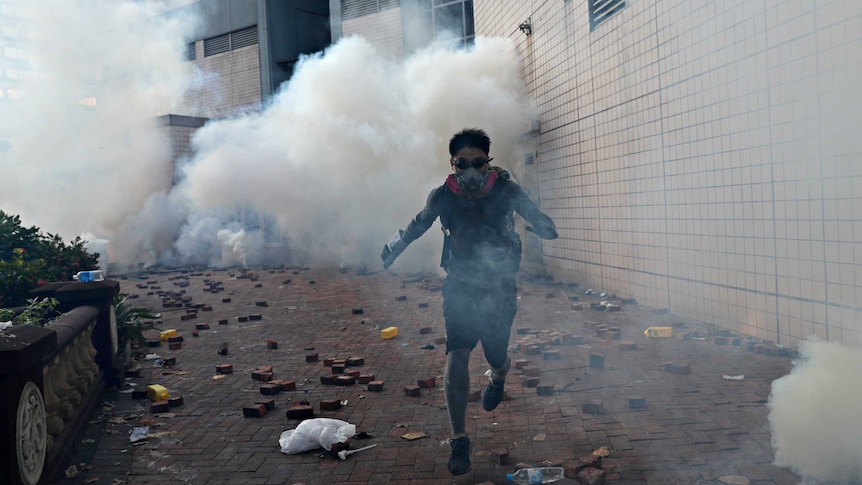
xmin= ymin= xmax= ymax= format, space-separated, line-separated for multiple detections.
xmin=442 ymin=274 xmax=517 ymax=368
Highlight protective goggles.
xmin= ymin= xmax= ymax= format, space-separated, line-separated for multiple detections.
xmin=451 ymin=157 xmax=493 ymax=170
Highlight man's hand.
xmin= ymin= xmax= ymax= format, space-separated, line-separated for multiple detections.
xmin=381 ymin=230 xmax=408 ymax=269
xmin=526 ymin=225 xmax=558 ymax=240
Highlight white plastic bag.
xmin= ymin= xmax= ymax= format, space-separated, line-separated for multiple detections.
xmin=278 ymin=418 xmax=356 ymax=454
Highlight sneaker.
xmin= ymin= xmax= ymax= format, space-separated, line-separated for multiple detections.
xmin=482 ymin=378 xmax=505 ymax=411
xmin=448 ymin=436 xmax=472 ymax=476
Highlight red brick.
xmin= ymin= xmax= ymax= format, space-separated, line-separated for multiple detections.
xmin=319 ymin=399 xmax=342 ymax=411
xmin=618 ymin=341 xmax=637 ymax=351
xmin=258 ymin=372 xmax=274 ymax=382
xmin=306 ymin=353 xmax=319 ymax=362
xmin=266 ymin=339 xmax=278 ymax=349
xmin=404 ymin=385 xmax=421 ymax=396
xmin=195 ymin=323 xmax=209 ymax=330
xmin=664 ymin=362 xmax=691 ymax=375
xmin=583 ymin=400 xmax=603 ymax=414
xmin=419 ymin=327 xmax=433 ymax=334
xmin=358 ymin=374 xmax=375 ymax=384
xmin=346 ymin=357 xmax=364 ymax=366
xmin=201 ymin=306 xmax=213 ymax=311
xmin=243 ymin=404 xmax=266 ymax=417
xmin=320 ymin=375 xmax=336 ymax=385
xmin=434 ymin=337 xmax=447 ymax=345
xmin=513 ymin=359 xmax=531 ymax=369
xmin=255 ymin=398 xmax=276 ymax=410
xmin=222 ymin=298 xmax=231 ymax=303
xmin=332 ymin=359 xmax=347 ymax=367
xmin=168 ymin=336 xmax=184 ymax=343
xmin=286 ymin=405 xmax=314 ymax=420
xmin=543 ymin=350 xmax=561 ymax=360
xmin=249 ymin=314 xmax=263 ymax=320
xmin=417 ymin=377 xmax=436 ymax=388
xmin=578 ymin=467 xmax=606 ymax=485
xmin=169 ymin=342 xmax=182 ymax=350
xmin=335 ymin=376 xmax=356 ymax=386
xmin=255 ymin=301 xmax=268 ymax=307
xmin=523 ymin=366 xmax=541 ymax=377
xmin=260 ymin=384 xmax=281 ymax=395
xmin=367 ymin=380 xmax=384 ymax=391
xmin=331 ymin=364 xmax=346 ymax=374
xmin=579 ymin=454 xmax=603 ymax=468
xmin=323 ymin=358 xmax=334 ymax=367
xmin=237 ymin=316 xmax=249 ymax=322
xmin=490 ymin=449 xmax=509 ymax=466
xmin=216 ymin=364 xmax=233 ymax=374
xmin=351 ymin=308 xmax=364 ymax=314
xmin=346 ymin=370 xmax=361 ymax=378
xmin=150 ymin=400 xmax=170 ymax=413
xmin=524 ymin=377 xmax=540 ymax=387
xmin=162 ymin=357 xmax=176 ymax=366
xmin=271 ymin=379 xmax=296 ymax=391
xmin=181 ymin=314 xmax=196 ymax=321
xmin=192 ymin=330 xmax=199 ymax=337
xmin=218 ymin=319 xmax=229 ymax=325
xmin=537 ymin=384 xmax=555 ymax=395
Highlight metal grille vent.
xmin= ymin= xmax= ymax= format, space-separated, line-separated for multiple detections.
xmin=203 ymin=33 xmax=229 ymax=56
xmin=342 ymin=0 xmax=400 ymax=20
xmin=185 ymin=42 xmax=196 ymax=61
xmin=231 ymin=26 xmax=258 ymax=49
xmin=589 ymin=0 xmax=625 ymax=31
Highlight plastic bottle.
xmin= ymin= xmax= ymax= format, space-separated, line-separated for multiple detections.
xmin=506 ymin=466 xmax=565 ymax=484
xmin=73 ymin=270 xmax=105 ymax=282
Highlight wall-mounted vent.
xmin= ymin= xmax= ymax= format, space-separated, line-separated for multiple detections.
xmin=231 ymin=26 xmax=258 ymax=49
xmin=185 ymin=42 xmax=196 ymax=61
xmin=589 ymin=0 xmax=625 ymax=31
xmin=525 ymin=152 xmax=535 ymax=165
xmin=203 ymin=33 xmax=230 ymax=57
xmin=342 ymin=0 xmax=401 ymax=21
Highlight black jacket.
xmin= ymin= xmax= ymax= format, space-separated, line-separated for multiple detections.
xmin=401 ymin=169 xmax=557 ymax=282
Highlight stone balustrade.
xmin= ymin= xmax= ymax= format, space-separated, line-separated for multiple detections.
xmin=0 ymin=280 xmax=119 ymax=485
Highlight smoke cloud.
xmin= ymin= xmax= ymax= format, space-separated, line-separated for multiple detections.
xmin=767 ymin=337 xmax=862 ymax=483
xmin=0 ymin=1 xmax=535 ymax=270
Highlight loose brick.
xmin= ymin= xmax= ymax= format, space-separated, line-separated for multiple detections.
xmin=218 ymin=319 xmax=229 ymax=325
xmin=523 ymin=366 xmax=541 ymax=377
xmin=195 ymin=323 xmax=209 ymax=330
xmin=249 ymin=314 xmax=263 ymax=321
xmin=168 ymin=342 xmax=182 ymax=350
xmin=335 ymin=376 xmax=356 ymax=386
xmin=271 ymin=379 xmax=296 ymax=391
xmin=255 ymin=301 xmax=268 ymax=307
xmin=346 ymin=370 xmax=361 ymax=379
xmin=132 ymin=388 xmax=149 ymax=400
xmin=544 ymin=350 xmax=561 ymax=360
xmin=150 ymin=400 xmax=170 ymax=413
xmin=537 ymin=384 xmax=555 ymax=395
xmin=590 ymin=353 xmax=605 ymax=369
xmin=192 ymin=330 xmax=199 ymax=337
xmin=216 ymin=364 xmax=233 ymax=374
xmin=524 ymin=377 xmax=540 ymax=387
xmin=168 ymin=396 xmax=184 ymax=407
xmin=168 ymin=336 xmax=183 ymax=343
xmin=305 ymin=353 xmax=319 ymax=363
xmin=628 ymin=397 xmax=647 ymax=409
xmin=180 ymin=314 xmax=196 ymax=321
xmin=255 ymin=398 xmax=276 ymax=410
xmin=417 ymin=302 xmax=429 ymax=308
xmin=163 ymin=357 xmax=176 ymax=366
xmin=243 ymin=404 xmax=267 ymax=417
xmin=237 ymin=316 xmax=249 ymax=322
xmin=319 ymin=399 xmax=342 ymax=411
xmin=222 ymin=298 xmax=231 ymax=303
xmin=267 ymin=339 xmax=278 ymax=349
xmin=323 ymin=358 xmax=335 ymax=367
xmin=147 ymin=340 xmax=160 ymax=348
xmin=404 ymin=385 xmax=421 ymax=396
xmin=419 ymin=327 xmax=433 ymax=334
xmin=417 ymin=377 xmax=436 ymax=388
xmin=258 ymin=372 xmax=274 ymax=382
xmin=578 ymin=467 xmax=606 ymax=485
xmin=358 ymin=374 xmax=375 ymax=384
xmin=367 ymin=380 xmax=384 ymax=392
xmin=583 ymin=400 xmax=603 ymax=414
xmin=286 ymin=405 xmax=314 ymax=420
xmin=125 ymin=368 xmax=142 ymax=378
xmin=352 ymin=308 xmax=364 ymax=315
xmin=260 ymin=384 xmax=281 ymax=395
xmin=320 ymin=375 xmax=336 ymax=385
xmin=346 ymin=357 xmax=364 ymax=366
xmin=201 ymin=305 xmax=213 ymax=312
xmin=513 ymin=359 xmax=531 ymax=370
xmin=618 ymin=341 xmax=637 ymax=351
xmin=331 ymin=364 xmax=346 ymax=374
xmin=395 ymin=295 xmax=407 ymax=301
xmin=491 ymin=449 xmax=509 ymax=466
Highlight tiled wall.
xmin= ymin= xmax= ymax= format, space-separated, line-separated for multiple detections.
xmin=342 ymin=7 xmax=404 ymax=59
xmin=177 ymin=41 xmax=262 ymax=119
xmin=475 ymin=0 xmax=862 ymax=348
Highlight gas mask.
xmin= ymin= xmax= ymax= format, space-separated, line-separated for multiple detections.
xmin=445 ymin=167 xmax=498 ymax=197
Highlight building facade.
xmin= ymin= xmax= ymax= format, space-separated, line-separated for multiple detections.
xmin=335 ymin=0 xmax=862 ymax=349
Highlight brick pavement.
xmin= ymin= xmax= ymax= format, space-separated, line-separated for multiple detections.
xmin=61 ymin=265 xmax=801 ymax=485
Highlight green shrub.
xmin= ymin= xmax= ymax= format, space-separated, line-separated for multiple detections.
xmin=0 ymin=211 xmax=99 ymax=307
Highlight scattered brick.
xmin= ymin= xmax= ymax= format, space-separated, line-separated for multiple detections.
xmin=352 ymin=308 xmax=364 ymax=315
xmin=583 ymin=400 xmax=603 ymax=414
xmin=345 ymin=370 xmax=361 ymax=379
xmin=358 ymin=374 xmax=375 ymax=384
xmin=404 ymin=385 xmax=421 ymax=396
xmin=435 ymin=337 xmax=447 ymax=345
xmin=195 ymin=323 xmax=210 ymax=330
xmin=218 ymin=319 xmax=229 ymax=325
xmin=218 ymin=342 xmax=228 ymax=355
xmin=258 ymin=372 xmax=274 ymax=382
xmin=537 ymin=384 xmax=555 ymax=395
xmin=147 ymin=340 xmax=161 ymax=348
xmin=271 ymin=380 xmax=296 ymax=391
xmin=180 ymin=314 xmax=196 ymax=321
xmin=267 ymin=339 xmax=278 ymax=349
xmin=590 ymin=353 xmax=605 ymax=369
xmin=254 ymin=283 xmax=263 ymax=288
xmin=346 ymin=357 xmax=364 ymax=366
xmin=125 ymin=368 xmax=142 ymax=378
xmin=150 ymin=400 xmax=170 ymax=413
xmin=249 ymin=314 xmax=263 ymax=321
xmin=168 ymin=336 xmax=183 ymax=343
xmin=132 ymin=388 xmax=148 ymax=400
xmin=544 ymin=350 xmax=561 ymax=360
xmin=513 ymin=359 xmax=531 ymax=369
xmin=396 ymin=295 xmax=407 ymax=301
xmin=168 ymin=396 xmax=184 ymax=407
xmin=618 ymin=341 xmax=637 ymax=351
xmin=201 ymin=305 xmax=213 ymax=312
xmin=255 ymin=301 xmax=268 ymax=307
xmin=306 ymin=354 xmax=319 ymax=363
xmin=331 ymin=364 xmax=346 ymax=374
xmin=417 ymin=302 xmax=429 ymax=308
xmin=260 ymin=384 xmax=281 ymax=395
xmin=319 ymin=399 xmax=342 ymax=411
xmin=524 ymin=377 xmax=540 ymax=387
xmin=286 ymin=405 xmax=314 ymax=420
xmin=578 ymin=467 xmax=606 ymax=485
xmin=320 ymin=375 xmax=336 ymax=385
xmin=491 ymin=449 xmax=509 ymax=466
xmin=237 ymin=316 xmax=249 ymax=322
xmin=216 ymin=364 xmax=233 ymax=374
xmin=192 ymin=331 xmax=199 ymax=337
xmin=169 ymin=342 xmax=182 ymax=350
xmin=222 ymin=298 xmax=231 ymax=303
xmin=367 ymin=380 xmax=384 ymax=392
xmin=255 ymin=398 xmax=276 ymax=411
xmin=323 ymin=358 xmax=335 ymax=367
xmin=419 ymin=327 xmax=433 ymax=334
xmin=163 ymin=357 xmax=176 ymax=366
xmin=523 ymin=366 xmax=541 ymax=377
xmin=335 ymin=375 xmax=356 ymax=386
xmin=417 ymin=377 xmax=436 ymax=388
xmin=628 ymin=397 xmax=647 ymax=409
xmin=243 ymin=404 xmax=266 ymax=417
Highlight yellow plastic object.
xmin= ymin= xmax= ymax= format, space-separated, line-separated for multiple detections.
xmin=147 ymin=384 xmax=169 ymax=401
xmin=159 ymin=329 xmax=177 ymax=341
xmin=643 ymin=326 xmax=673 ymax=338
xmin=381 ymin=326 xmax=398 ymax=340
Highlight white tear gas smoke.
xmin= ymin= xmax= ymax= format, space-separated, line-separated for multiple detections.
xmin=0 ymin=1 xmax=195 ymax=250
xmin=767 ymin=337 xmax=862 ymax=483
xmin=0 ymin=1 xmax=535 ymax=269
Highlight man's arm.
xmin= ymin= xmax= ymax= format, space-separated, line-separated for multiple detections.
xmin=510 ymin=183 xmax=558 ymax=240
xmin=381 ymin=187 xmax=444 ymax=268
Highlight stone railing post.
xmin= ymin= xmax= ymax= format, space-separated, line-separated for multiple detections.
xmin=0 ymin=325 xmax=57 ymax=485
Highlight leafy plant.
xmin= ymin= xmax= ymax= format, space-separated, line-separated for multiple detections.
xmin=113 ymin=296 xmax=159 ymax=347
xmin=0 ymin=211 xmax=99 ymax=307
xmin=0 ymin=297 xmax=60 ymax=326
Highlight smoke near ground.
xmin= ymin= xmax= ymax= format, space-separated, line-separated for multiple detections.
xmin=0 ymin=1 xmax=534 ymax=270
xmin=767 ymin=337 xmax=862 ymax=483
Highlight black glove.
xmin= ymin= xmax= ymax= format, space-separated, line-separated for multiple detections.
xmin=526 ymin=225 xmax=558 ymax=240
xmin=381 ymin=230 xmax=409 ymax=269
